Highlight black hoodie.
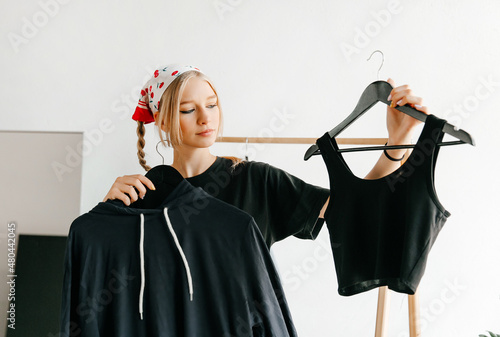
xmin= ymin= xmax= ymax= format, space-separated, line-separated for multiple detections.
xmin=60 ymin=179 xmax=297 ymax=337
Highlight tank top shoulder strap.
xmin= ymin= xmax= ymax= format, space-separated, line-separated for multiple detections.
xmin=408 ymin=114 xmax=450 ymax=216
xmin=416 ymin=114 xmax=447 ymax=151
xmin=411 ymin=114 xmax=447 ymax=170
xmin=316 ymin=132 xmax=353 ymax=182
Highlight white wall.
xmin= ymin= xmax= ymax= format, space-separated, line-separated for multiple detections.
xmin=1 ymin=0 xmax=499 ymax=336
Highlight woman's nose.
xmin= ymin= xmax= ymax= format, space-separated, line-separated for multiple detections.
xmin=197 ymin=107 xmax=211 ymax=124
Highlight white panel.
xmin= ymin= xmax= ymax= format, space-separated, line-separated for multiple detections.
xmin=0 ymin=131 xmax=82 ymax=335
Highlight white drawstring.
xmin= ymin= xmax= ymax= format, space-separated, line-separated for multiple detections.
xmin=163 ymin=207 xmax=194 ymax=301
xmin=139 ymin=213 xmax=145 ymax=320
xmin=138 ymin=208 xmax=194 ymax=320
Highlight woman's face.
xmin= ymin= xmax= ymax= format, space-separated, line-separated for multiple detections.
xmin=177 ymin=76 xmax=220 ymax=149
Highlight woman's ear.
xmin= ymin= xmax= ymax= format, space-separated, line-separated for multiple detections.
xmin=154 ymin=112 xmax=168 ymax=132
xmin=153 ymin=112 xmax=162 ymax=128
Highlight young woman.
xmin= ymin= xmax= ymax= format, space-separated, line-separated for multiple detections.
xmin=103 ymin=64 xmax=427 ymax=248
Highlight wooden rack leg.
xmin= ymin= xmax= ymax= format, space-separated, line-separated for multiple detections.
xmin=375 ymin=286 xmax=390 ymax=337
xmin=408 ymin=289 xmax=421 ymax=337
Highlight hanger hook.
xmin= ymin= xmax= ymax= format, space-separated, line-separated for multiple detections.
xmin=367 ymin=50 xmax=384 ymax=80
xmin=245 ymin=137 xmax=249 ymax=161
xmin=156 ymin=140 xmax=165 ymax=165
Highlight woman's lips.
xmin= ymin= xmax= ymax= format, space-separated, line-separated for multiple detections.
xmin=196 ymin=129 xmax=214 ymax=136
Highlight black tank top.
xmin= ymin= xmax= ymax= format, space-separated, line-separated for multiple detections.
xmin=316 ymin=114 xmax=450 ymax=296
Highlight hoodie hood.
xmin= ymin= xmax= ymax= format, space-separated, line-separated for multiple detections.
xmin=90 ymin=180 xmax=208 ymax=320
xmin=92 ymin=179 xmax=209 ymax=216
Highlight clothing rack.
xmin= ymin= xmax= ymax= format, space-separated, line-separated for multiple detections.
xmin=217 ymin=136 xmax=387 ymax=145
xmin=217 ymin=136 xmax=421 ymax=337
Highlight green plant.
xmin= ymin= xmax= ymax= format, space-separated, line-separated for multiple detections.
xmin=479 ymin=331 xmax=500 ymax=337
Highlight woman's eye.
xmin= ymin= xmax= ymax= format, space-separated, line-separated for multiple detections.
xmin=207 ymin=104 xmax=217 ymax=109
xmin=180 ymin=109 xmax=195 ymax=114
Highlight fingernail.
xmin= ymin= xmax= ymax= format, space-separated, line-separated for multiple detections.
xmin=141 ymin=194 xmax=145 ymax=199
xmin=387 ymin=94 xmax=392 ymax=101
xmin=151 ymin=185 xmax=156 ymax=191
xmin=396 ymin=99 xmax=402 ymax=106
xmin=415 ymin=104 xmax=422 ymax=109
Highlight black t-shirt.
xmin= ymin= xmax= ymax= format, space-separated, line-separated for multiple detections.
xmin=185 ymin=157 xmax=330 ymax=248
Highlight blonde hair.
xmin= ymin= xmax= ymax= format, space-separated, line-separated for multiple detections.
xmin=136 ymin=70 xmax=244 ymax=171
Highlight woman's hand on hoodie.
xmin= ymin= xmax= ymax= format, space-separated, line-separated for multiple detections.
xmin=103 ymin=174 xmax=156 ymax=206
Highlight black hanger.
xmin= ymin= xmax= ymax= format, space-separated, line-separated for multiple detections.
xmin=130 ymin=142 xmax=185 ymax=208
xmin=130 ymin=165 xmax=185 ymax=209
xmin=304 ymin=80 xmax=475 ymax=161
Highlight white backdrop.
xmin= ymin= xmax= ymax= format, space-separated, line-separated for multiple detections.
xmin=1 ymin=0 xmax=499 ymax=336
